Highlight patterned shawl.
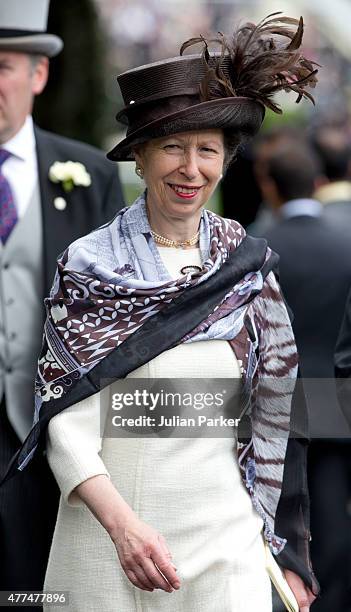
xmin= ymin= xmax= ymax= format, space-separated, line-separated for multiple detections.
xmin=3 ymin=194 xmax=298 ymax=557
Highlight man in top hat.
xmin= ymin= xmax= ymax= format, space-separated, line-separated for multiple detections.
xmin=0 ymin=0 xmax=124 ymax=597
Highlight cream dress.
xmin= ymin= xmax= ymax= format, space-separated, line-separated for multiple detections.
xmin=44 ymin=248 xmax=272 ymax=612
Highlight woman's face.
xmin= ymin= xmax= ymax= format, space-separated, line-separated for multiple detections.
xmin=134 ymin=129 xmax=225 ymax=224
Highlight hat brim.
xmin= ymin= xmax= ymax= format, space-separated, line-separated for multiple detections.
xmin=0 ymin=34 xmax=63 ymax=57
xmin=107 ymin=97 xmax=265 ymax=162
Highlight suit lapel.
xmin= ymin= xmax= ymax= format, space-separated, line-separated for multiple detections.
xmin=35 ymin=126 xmax=82 ymax=295
xmin=35 ymin=126 xmax=61 ymax=296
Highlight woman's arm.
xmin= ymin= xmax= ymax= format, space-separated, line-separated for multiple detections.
xmin=46 ymin=392 xmax=110 ymax=506
xmin=251 ymin=271 xmax=318 ymax=607
xmin=275 ymin=373 xmax=319 ymax=608
xmin=46 ymin=393 xmax=180 ymax=593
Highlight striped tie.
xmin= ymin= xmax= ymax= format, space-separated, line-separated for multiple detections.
xmin=0 ymin=149 xmax=17 ymax=244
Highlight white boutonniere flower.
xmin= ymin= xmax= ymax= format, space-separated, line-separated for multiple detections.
xmin=49 ymin=161 xmax=92 ymax=193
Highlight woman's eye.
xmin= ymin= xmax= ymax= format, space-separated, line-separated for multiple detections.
xmin=164 ymin=144 xmax=181 ymax=150
xmin=201 ymin=147 xmax=217 ymax=154
xmin=0 ymin=63 xmax=12 ymax=72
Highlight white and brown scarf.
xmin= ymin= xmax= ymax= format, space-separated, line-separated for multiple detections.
xmin=6 ymin=194 xmax=298 ymax=557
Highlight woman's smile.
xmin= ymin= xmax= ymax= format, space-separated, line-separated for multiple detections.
xmin=167 ymin=182 xmax=204 ymax=200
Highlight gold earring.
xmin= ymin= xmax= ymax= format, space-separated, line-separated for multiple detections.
xmin=135 ymin=165 xmax=144 ymax=179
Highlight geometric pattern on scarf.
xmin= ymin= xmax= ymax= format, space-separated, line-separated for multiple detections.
xmin=35 ymin=197 xmax=249 ymax=408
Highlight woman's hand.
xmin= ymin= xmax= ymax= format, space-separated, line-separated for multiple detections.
xmin=112 ymin=514 xmax=181 ymax=593
xmin=70 ymin=476 xmax=317 ymax=601
xmin=74 ymin=475 xmax=180 ymax=593
xmin=283 ymin=569 xmax=316 ymax=611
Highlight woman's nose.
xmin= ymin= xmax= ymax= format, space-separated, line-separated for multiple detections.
xmin=179 ymin=150 xmax=200 ymax=179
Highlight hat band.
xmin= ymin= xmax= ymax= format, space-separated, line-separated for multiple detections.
xmin=0 ymin=28 xmax=44 ymax=38
xmin=125 ymin=94 xmax=201 ymax=135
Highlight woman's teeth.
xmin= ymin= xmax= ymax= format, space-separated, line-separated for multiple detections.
xmin=170 ymin=185 xmax=199 ymax=195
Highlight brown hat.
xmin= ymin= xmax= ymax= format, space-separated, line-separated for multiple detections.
xmin=108 ymin=13 xmax=318 ymax=162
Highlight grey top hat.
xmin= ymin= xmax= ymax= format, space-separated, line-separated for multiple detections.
xmin=0 ymin=0 xmax=63 ymax=57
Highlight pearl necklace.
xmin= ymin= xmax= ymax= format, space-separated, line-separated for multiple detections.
xmin=151 ymin=229 xmax=200 ymax=249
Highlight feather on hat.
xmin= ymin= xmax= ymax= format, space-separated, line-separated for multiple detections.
xmin=108 ymin=13 xmax=318 ymax=161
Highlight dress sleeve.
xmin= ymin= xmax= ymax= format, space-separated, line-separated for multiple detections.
xmin=46 ymin=391 xmax=110 ymax=507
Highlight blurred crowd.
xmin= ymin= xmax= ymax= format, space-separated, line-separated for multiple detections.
xmin=238 ymin=122 xmax=351 ymax=611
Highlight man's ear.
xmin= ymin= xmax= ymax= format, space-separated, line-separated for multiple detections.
xmin=32 ymin=56 xmax=49 ymax=95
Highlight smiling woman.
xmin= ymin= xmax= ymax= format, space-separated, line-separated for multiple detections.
xmin=8 ymin=12 xmax=320 ymax=612
xmin=134 ymin=130 xmax=225 ymax=242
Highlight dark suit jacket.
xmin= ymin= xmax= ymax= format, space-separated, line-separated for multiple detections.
xmin=35 ymin=126 xmax=125 ymax=295
xmin=323 ymin=199 xmax=351 ymax=233
xmin=265 ymin=214 xmax=351 ymax=437
xmin=335 ymin=288 xmax=351 ymax=428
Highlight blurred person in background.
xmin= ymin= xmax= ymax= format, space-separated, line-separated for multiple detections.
xmin=248 ymin=127 xmax=306 ymax=237
xmin=255 ymin=140 xmax=351 ymax=612
xmin=3 ymin=14 xmax=319 ymax=612
xmin=0 ymin=0 xmax=124 ymax=599
xmin=312 ymin=126 xmax=351 ymax=228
